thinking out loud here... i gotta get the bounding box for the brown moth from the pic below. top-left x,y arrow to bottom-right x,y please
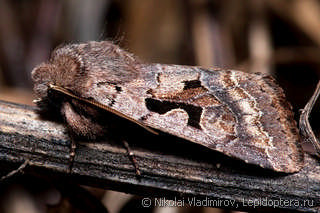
31,41 -> 304,173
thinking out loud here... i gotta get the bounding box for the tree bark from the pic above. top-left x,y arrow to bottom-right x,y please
0,100 -> 319,212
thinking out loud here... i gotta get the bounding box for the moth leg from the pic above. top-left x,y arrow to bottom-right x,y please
61,102 -> 89,173
122,140 -> 141,176
62,101 -> 104,173
61,101 -> 103,139
61,102 -> 78,173
67,137 -> 77,173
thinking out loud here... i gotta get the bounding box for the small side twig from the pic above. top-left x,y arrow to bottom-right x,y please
299,80 -> 320,154
0,160 -> 30,181
122,140 -> 141,176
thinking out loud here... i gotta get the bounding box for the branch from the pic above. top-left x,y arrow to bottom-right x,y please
300,80 -> 320,154
0,99 -> 319,212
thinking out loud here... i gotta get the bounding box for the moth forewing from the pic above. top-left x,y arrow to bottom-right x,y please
134,64 -> 304,173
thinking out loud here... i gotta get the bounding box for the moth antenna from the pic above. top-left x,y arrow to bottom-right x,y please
48,84 -> 158,135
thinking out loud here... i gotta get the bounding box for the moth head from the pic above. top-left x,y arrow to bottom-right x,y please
31,56 -> 81,110
32,63 -> 53,100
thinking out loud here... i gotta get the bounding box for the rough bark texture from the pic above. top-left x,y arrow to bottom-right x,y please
0,100 -> 319,212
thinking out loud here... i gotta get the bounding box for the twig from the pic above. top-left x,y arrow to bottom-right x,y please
122,140 -> 141,176
0,99 -> 320,212
0,160 -> 30,181
299,80 -> 320,154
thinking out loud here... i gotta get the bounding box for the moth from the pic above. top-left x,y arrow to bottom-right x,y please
32,41 -> 304,173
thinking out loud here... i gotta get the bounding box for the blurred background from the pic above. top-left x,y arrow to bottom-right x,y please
0,0 -> 319,212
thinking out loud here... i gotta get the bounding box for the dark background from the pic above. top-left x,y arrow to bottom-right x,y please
0,0 -> 319,213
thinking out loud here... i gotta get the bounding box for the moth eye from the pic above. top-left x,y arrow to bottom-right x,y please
35,84 -> 48,96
